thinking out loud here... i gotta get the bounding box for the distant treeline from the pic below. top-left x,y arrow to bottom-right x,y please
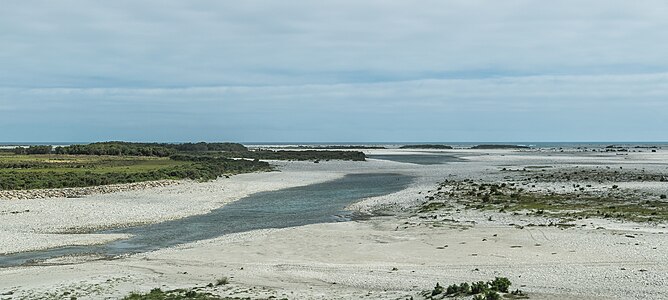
10,142 -> 366,161
400,144 -> 453,149
14,142 -> 248,157
224,150 -> 366,161
12,145 -> 53,154
470,145 -> 530,149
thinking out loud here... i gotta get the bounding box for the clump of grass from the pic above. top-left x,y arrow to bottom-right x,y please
419,202 -> 447,213
215,277 -> 229,286
431,282 -> 444,296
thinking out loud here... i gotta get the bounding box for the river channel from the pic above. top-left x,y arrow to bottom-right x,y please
0,173 -> 413,267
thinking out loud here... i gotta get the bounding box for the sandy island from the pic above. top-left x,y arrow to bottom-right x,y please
1,148 -> 667,299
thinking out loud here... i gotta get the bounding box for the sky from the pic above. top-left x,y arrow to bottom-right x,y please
1,1 -> 667,143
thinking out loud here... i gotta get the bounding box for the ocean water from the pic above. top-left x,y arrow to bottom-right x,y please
243,141 -> 668,149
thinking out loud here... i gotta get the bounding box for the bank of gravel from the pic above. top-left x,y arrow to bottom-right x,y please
0,180 -> 182,200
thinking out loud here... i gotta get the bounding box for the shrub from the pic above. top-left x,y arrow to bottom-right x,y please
458,282 -> 471,295
485,290 -> 501,300
431,282 -> 444,296
446,284 -> 458,295
216,276 -> 229,286
430,277 -> 517,299
471,281 -> 489,294
489,277 -> 512,293
482,194 -> 491,202
660,194 -> 667,199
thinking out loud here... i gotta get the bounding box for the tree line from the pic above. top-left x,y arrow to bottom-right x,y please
12,142 -> 366,161
14,142 -> 248,157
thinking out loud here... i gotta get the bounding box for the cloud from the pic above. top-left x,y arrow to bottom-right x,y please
1,73 -> 667,141
1,1 -> 667,141
2,1 -> 668,88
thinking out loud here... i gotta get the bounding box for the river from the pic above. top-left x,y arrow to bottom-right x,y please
0,173 -> 413,267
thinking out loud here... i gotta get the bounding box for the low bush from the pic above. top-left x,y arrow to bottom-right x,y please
489,277 -> 512,293
215,277 -> 228,286
429,277 -> 520,299
471,281 -> 489,294
431,283 -> 444,296
485,290 -> 501,300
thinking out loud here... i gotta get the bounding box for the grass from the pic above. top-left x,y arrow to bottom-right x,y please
418,202 -> 447,213
0,153 -> 271,190
123,288 -> 227,300
122,288 -> 285,300
215,277 -> 229,286
0,154 -> 188,174
425,180 -> 668,223
486,193 -> 668,223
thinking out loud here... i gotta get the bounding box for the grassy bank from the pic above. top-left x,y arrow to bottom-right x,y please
0,153 -> 270,190
1,142 -> 367,191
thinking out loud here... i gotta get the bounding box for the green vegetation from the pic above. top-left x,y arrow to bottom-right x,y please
122,288 -> 282,300
516,167 -> 668,183
418,202 -> 447,213
400,144 -> 453,149
123,288 -> 216,300
426,277 -> 523,299
215,277 -> 229,286
49,142 -> 247,157
13,145 -> 53,154
13,142 -> 248,157
1,142 -> 367,190
429,179 -> 668,223
471,145 -> 530,149
0,153 -> 270,190
13,142 -> 364,161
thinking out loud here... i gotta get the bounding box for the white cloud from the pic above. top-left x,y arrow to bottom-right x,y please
1,73 -> 667,141
2,1 -> 668,88
1,1 -> 667,141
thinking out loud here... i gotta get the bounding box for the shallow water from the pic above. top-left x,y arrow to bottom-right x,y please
0,173 -> 413,267
369,154 -> 464,165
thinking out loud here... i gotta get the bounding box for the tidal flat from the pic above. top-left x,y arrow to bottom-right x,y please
1,146 -> 667,299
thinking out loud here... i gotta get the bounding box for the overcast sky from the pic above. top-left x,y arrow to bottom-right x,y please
1,1 -> 667,142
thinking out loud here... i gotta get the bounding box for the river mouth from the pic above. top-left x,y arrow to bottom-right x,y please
0,173 -> 414,268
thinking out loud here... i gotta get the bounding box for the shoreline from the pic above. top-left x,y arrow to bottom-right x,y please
0,179 -> 183,201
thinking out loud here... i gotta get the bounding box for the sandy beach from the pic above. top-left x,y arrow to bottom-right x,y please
1,148 -> 667,299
